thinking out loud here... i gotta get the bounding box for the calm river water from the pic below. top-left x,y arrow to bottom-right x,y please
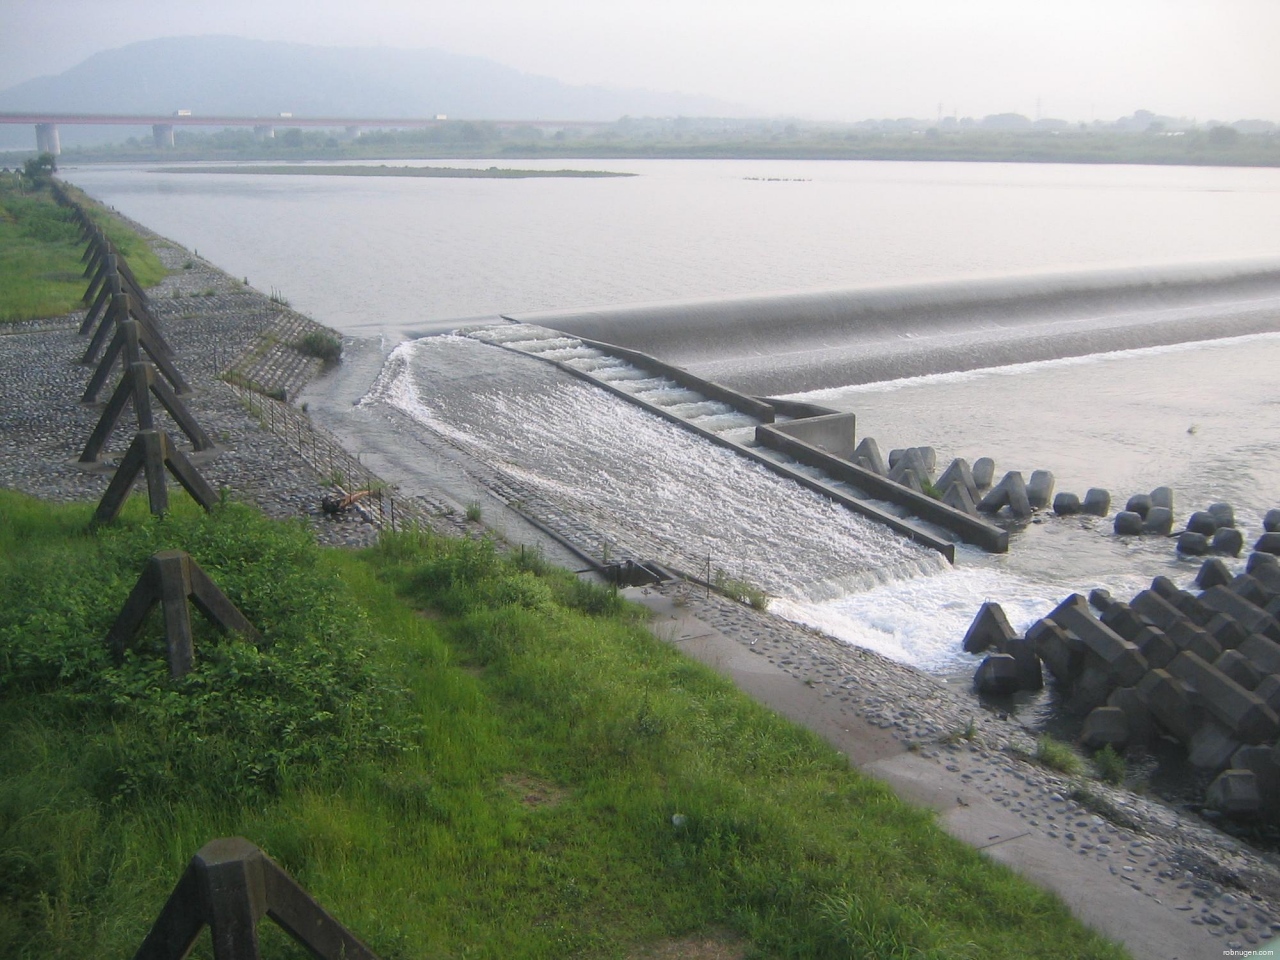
64,159 -> 1280,674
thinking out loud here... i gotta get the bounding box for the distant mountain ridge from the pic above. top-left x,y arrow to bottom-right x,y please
0,35 -> 744,122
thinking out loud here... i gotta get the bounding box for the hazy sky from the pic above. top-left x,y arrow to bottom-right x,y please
2,0 -> 1277,122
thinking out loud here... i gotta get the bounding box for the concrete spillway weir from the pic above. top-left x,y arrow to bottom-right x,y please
462,322 -> 1013,560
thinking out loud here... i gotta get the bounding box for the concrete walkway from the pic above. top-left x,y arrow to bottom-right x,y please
632,589 -> 1273,960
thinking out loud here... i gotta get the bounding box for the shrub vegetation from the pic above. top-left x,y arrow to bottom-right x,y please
297,329 -> 343,363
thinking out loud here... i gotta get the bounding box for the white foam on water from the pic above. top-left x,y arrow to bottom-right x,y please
643,388 -> 709,407
686,413 -> 760,435
664,400 -> 735,419
566,356 -> 627,373
771,567 -> 1061,673
593,367 -> 653,382
365,335 -> 947,603
536,345 -> 604,362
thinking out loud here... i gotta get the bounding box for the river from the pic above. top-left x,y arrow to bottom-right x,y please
63,158 -> 1280,675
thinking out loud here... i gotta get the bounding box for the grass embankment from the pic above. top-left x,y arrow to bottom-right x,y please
0,173 -> 166,323
0,490 -> 1127,959
153,165 -> 634,179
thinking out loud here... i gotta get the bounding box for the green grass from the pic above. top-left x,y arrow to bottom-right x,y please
1093,745 -> 1127,786
0,490 -> 1128,959
1035,735 -> 1086,777
712,568 -> 770,611
0,173 -> 166,323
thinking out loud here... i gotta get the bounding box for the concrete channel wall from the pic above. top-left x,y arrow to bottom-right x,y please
762,412 -> 859,461
755,423 -> 1009,553
755,397 -> 840,420
573,336 -> 777,421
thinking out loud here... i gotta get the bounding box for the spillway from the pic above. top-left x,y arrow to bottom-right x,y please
361,334 -> 948,604
507,260 -> 1280,394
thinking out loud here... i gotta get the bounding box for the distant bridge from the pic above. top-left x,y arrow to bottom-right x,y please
0,112 -> 613,154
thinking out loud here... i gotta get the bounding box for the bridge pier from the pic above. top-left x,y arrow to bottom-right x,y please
152,124 -> 175,148
253,125 -> 275,141
344,125 -> 360,139
35,123 -> 61,156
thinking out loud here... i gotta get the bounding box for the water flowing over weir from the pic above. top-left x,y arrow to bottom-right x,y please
362,335 -> 948,608
508,261 -> 1280,394
348,303 -> 1280,672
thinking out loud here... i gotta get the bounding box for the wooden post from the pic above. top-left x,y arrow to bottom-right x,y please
93,430 -> 219,523
81,359 -> 213,463
83,289 -> 174,367
132,837 -> 381,960
83,319 -> 191,403
105,550 -> 260,678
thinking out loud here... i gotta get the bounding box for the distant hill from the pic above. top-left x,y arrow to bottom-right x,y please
0,35 -> 746,148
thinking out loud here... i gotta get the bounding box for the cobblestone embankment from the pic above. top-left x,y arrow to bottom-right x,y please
0,215 -> 461,544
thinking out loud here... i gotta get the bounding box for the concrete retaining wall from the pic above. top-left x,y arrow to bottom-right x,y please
763,412 -> 859,460
755,396 -> 840,419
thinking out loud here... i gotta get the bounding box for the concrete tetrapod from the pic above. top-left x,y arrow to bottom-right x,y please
1231,745 -> 1280,815
1113,511 -> 1144,535
936,458 -> 979,504
1132,626 -> 1177,670
1052,491 -> 1081,515
1196,558 -> 1234,590
978,471 -> 1032,519
971,456 -> 995,490
1215,649 -> 1264,691
1165,650 -> 1280,744
1081,705 -> 1130,750
941,482 -> 979,516
1107,687 -> 1157,746
852,436 -> 888,476
1026,469 -> 1055,510
1150,486 -> 1175,510
1199,585 -> 1280,642
962,601 -> 1017,654
1029,618 -> 1084,688
1142,506 -> 1173,535
1048,594 -> 1149,688
1135,668 -> 1204,744
1206,501 -> 1233,527
1206,769 -> 1262,816
1081,488 -> 1111,516
974,653 -> 1021,696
